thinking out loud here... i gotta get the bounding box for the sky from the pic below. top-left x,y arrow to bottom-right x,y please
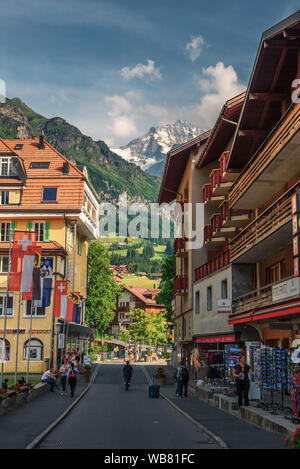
0,0 -> 299,147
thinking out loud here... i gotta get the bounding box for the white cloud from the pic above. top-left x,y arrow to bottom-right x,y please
121,59 -> 162,81
186,35 -> 205,62
190,62 -> 245,127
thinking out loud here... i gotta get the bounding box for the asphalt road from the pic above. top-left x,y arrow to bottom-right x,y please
37,362 -> 219,449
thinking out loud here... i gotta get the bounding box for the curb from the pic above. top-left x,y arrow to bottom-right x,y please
25,364 -> 100,449
141,366 -> 228,450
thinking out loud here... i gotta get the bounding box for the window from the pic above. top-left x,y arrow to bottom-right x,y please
0,295 -> 13,316
0,191 -> 9,205
0,256 -> 9,273
29,162 -> 50,169
14,144 -> 23,150
42,187 -> 57,202
23,339 -> 44,360
1,158 -> 8,176
25,300 -> 46,317
266,261 -> 285,284
207,286 -> 212,311
221,279 -> 228,299
60,257 -> 65,276
0,222 -> 10,242
195,291 -> 200,314
34,222 -> 44,242
0,338 -> 10,361
77,235 -> 82,256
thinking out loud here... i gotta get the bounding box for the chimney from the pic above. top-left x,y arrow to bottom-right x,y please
62,161 -> 70,174
39,132 -> 45,149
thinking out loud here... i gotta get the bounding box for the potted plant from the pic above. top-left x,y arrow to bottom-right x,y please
155,367 -> 167,385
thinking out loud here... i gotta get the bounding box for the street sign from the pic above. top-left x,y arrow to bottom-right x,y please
58,333 -> 64,349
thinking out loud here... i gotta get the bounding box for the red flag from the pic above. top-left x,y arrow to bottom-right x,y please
53,280 -> 68,318
66,292 -> 80,322
8,231 -> 37,292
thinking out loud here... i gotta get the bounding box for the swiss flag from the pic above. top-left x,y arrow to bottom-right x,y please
8,231 -> 37,293
53,280 -> 68,318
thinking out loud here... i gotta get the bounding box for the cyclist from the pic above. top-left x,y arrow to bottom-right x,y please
123,360 -> 133,390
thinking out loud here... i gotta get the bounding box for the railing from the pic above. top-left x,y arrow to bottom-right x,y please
172,275 -> 188,296
230,191 -> 293,261
118,304 -> 130,312
211,213 -> 222,235
211,169 -> 230,192
219,151 -> 230,175
233,284 -> 273,315
229,102 -> 300,208
204,225 -> 213,243
174,237 -> 186,255
195,250 -> 230,281
203,184 -> 212,204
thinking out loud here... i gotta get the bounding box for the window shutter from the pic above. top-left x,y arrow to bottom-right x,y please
11,221 -> 17,232
27,221 -> 33,231
44,222 -> 51,242
78,236 -> 82,255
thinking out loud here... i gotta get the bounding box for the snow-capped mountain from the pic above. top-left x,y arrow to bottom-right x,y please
112,120 -> 205,177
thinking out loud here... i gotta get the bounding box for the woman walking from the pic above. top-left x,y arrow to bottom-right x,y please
233,354 -> 254,407
67,363 -> 78,397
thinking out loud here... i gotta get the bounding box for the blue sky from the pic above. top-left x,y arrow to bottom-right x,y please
0,0 -> 298,147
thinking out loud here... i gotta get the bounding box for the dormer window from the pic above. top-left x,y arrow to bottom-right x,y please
0,158 -> 16,176
42,187 -> 57,202
30,162 -> 50,169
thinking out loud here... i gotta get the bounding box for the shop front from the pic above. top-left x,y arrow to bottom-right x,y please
55,321 -> 93,367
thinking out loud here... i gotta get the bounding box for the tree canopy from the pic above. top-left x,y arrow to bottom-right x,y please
156,256 -> 176,324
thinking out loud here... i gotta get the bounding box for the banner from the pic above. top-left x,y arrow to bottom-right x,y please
67,292 -> 80,322
22,248 -> 42,301
8,231 -> 37,292
33,257 -> 53,307
53,280 -> 68,319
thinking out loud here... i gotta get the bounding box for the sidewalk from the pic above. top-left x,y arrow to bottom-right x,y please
146,364 -> 291,449
0,372 -> 91,449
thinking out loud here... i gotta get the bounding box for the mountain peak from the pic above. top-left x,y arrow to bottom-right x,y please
113,121 -> 205,177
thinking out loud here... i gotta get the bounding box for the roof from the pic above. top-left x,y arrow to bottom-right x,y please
158,130 -> 211,204
124,285 -> 165,307
0,138 -> 100,211
227,10 -> 300,170
196,92 -> 246,168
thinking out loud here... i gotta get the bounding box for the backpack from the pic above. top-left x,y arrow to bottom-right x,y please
181,366 -> 189,383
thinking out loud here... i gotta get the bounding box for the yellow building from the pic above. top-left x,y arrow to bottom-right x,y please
0,135 -> 99,374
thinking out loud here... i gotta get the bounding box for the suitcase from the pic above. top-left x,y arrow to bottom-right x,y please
149,384 -> 160,398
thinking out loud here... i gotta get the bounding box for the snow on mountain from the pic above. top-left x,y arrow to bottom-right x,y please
112,120 -> 205,177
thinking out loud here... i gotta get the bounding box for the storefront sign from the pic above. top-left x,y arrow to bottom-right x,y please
195,334 -> 235,344
0,329 -> 25,334
272,277 -> 300,301
292,214 -> 300,235
293,235 -> 300,257
292,194 -> 300,215
217,299 -> 232,313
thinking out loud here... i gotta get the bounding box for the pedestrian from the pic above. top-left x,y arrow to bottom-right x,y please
75,348 -> 81,364
60,359 -> 71,396
1,378 -> 8,390
176,361 -> 189,397
67,352 -> 73,364
41,368 -> 57,392
67,363 -> 78,397
232,354 -> 254,407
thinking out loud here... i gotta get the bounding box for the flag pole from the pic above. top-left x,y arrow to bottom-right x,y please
49,275 -> 56,369
1,227 -> 13,385
14,293 -> 22,385
26,305 -> 34,382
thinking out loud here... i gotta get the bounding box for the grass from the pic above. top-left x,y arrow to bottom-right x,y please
120,275 -> 160,289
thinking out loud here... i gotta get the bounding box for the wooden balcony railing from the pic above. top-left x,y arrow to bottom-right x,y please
219,151 -> 230,175
210,168 -> 232,194
232,284 -> 273,315
204,225 -> 213,243
211,213 -> 222,235
229,102 -> 300,209
174,237 -> 187,256
230,190 -> 293,262
203,184 -> 212,204
202,182 -> 225,206
172,275 -> 188,297
220,200 -> 252,226
195,250 -> 230,281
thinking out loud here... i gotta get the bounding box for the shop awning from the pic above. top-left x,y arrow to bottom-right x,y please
66,323 -> 93,337
229,301 -> 300,325
195,334 -> 235,344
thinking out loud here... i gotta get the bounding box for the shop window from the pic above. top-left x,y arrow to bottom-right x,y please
207,286 -> 212,311
0,294 -> 13,315
25,300 -> 46,317
195,291 -> 200,314
23,339 -> 44,360
221,279 -> 228,299
0,338 -> 10,361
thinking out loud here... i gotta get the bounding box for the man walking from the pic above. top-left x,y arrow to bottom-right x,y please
176,361 -> 189,397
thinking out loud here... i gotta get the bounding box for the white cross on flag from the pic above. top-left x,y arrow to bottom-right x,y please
8,231 -> 37,293
53,280 -> 68,319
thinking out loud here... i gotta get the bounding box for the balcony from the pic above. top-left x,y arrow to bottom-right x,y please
233,284 -> 272,315
174,237 -> 187,257
219,151 -> 240,181
220,200 -> 252,228
210,168 -> 233,196
211,213 -> 236,239
173,275 -> 188,296
202,183 -> 225,208
195,250 -> 230,281
228,102 -> 300,210
204,224 -> 226,248
118,304 -> 130,312
230,190 -> 293,263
